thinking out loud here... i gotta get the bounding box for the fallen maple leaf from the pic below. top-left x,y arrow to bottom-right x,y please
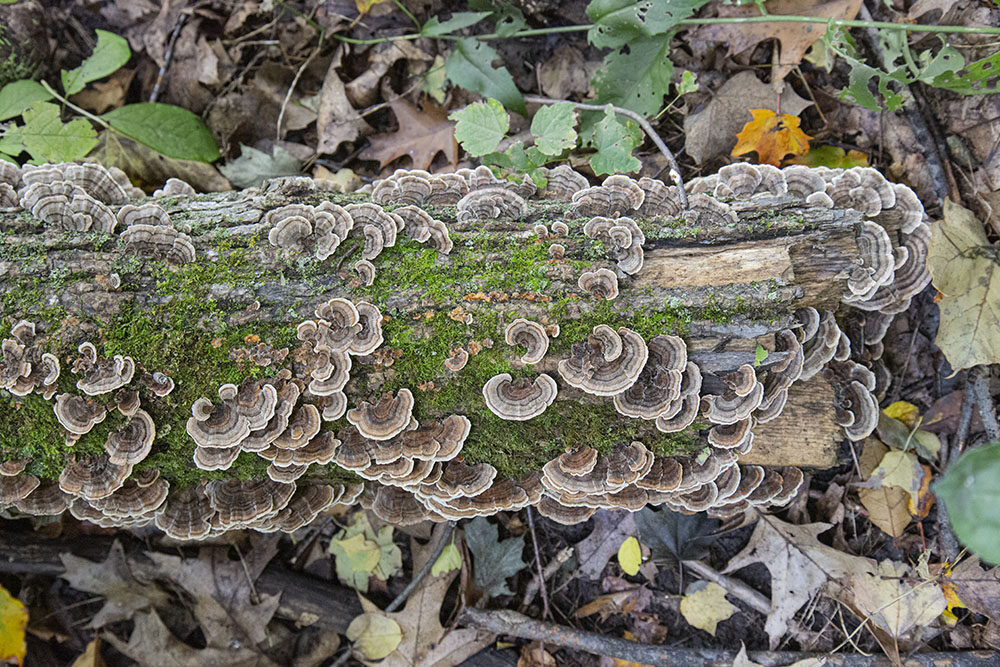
360,98 -> 458,170
698,0 -> 864,84
732,109 -> 812,166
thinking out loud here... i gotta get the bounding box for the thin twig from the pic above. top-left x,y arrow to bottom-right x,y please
970,367 -> 999,441
150,12 -> 187,103
39,81 -> 109,128
277,31 -> 325,141
682,559 -> 770,615
525,507 -> 551,621
386,520 -> 457,613
523,95 -> 688,206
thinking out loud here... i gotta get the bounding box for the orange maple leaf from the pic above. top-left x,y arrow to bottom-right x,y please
731,109 -> 812,166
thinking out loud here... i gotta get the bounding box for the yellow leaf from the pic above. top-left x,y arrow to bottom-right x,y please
355,0 -> 391,14
346,612 -> 403,660
431,541 -> 462,576
679,581 -> 737,636
885,401 -> 920,429
731,109 -> 812,166
0,584 -> 27,666
618,536 -> 641,576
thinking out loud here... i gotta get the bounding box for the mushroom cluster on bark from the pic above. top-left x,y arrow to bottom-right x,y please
0,160 -> 932,535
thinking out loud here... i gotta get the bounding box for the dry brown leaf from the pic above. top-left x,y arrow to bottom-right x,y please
539,45 -> 599,100
683,71 -> 811,164
856,439 -> 911,538
317,58 -> 371,154
345,41 -> 430,108
71,68 -> 135,114
359,98 -> 457,170
698,0 -> 863,84
950,557 -> 1000,622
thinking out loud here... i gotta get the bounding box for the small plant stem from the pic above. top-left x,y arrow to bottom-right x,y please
392,0 -> 421,30
524,95 -> 688,206
277,31 -> 325,141
385,520 -> 457,612
39,81 -> 110,129
150,12 -> 186,103
525,507 -> 551,620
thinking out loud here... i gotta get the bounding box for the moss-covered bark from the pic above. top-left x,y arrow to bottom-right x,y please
0,186 -> 862,485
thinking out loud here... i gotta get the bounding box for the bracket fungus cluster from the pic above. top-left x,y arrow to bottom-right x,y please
0,159 -> 934,536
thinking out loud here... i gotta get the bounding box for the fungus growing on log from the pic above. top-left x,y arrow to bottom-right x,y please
58,454 -> 132,501
483,373 -> 558,421
0,160 -> 932,534
578,268 -> 619,300
504,318 -> 549,364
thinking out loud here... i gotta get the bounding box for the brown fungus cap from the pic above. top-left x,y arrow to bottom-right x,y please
259,431 -> 340,467
117,202 -> 172,227
0,474 -> 40,504
539,165 -> 589,200
353,259 -> 376,286
267,463 -> 308,483
578,268 -> 619,300
558,327 -> 648,396
186,394 -> 251,449
265,484 -> 337,532
120,224 -> 196,265
636,456 -> 683,492
54,393 -> 108,435
267,215 -> 312,251
0,457 -> 29,476
59,454 -> 132,501
482,373 -> 557,421
346,202 -> 398,247
613,334 -> 687,419
505,318 -> 549,365
241,381 -> 299,452
426,477 -> 531,518
421,461 -> 497,500
22,162 -> 134,204
347,388 -> 416,441
20,182 -> 118,233
193,444 -> 241,471
76,354 -> 135,396
116,389 -> 141,417
89,477 -> 170,519
769,467 -> 805,506
445,347 -> 469,372
207,478 -> 296,529
13,483 -> 73,515
835,380 -> 879,441
149,371 -> 174,397
854,223 -> 931,313
154,483 -> 214,540
273,403 -> 322,450
456,187 -> 528,222
347,302 -> 384,356
781,165 -> 828,198
535,496 -> 597,525
701,382 -> 764,425
153,177 -> 196,197
394,205 -> 435,242
637,177 -> 684,218
716,163 -> 762,198
105,408 -> 156,465
707,417 -> 754,450
570,175 -> 644,218
371,484 -> 434,525
682,193 -> 738,227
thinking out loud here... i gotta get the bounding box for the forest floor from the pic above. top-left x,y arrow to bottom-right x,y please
1,0 -> 1000,665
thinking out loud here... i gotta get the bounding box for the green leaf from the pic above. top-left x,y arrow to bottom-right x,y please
593,35 -> 674,117
421,11 -> 492,37
219,144 -> 301,189
590,106 -> 641,175
102,103 -> 220,162
469,0 -> 527,36
464,516 -> 526,599
346,613 -> 403,660
422,55 -> 448,104
930,49 -> 1000,96
0,80 -> 53,122
372,524 -> 404,581
530,102 -> 577,156
677,70 -> 699,95
328,532 -> 381,592
61,30 -> 131,96
445,38 -> 526,116
586,0 -> 707,49
431,540 -> 462,576
1,102 -> 98,163
450,98 -> 509,157
935,441 -> 1000,565
754,344 -> 768,367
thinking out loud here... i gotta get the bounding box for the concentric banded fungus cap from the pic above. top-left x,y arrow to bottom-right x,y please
834,380 -> 879,441
153,177 -> 196,197
558,327 -> 648,396
308,350 -> 352,396
854,223 -> 931,313
746,468 -> 784,505
769,467 -> 805,506
885,183 -> 924,234
707,417 -> 754,450
116,389 -> 141,417
348,388 -> 415,440
800,310 -> 842,380
613,335 -> 687,419
186,395 -> 251,449
230,381 -> 279,430
207,478 -> 296,528
0,458 -> 29,476
844,221 -> 895,301
267,215 -> 312,251
273,403 -> 322,449
13,483 -> 73,515
21,162 -> 133,204
570,175 -> 645,218
19,182 -> 117,233
538,165 -> 589,200
154,483 -> 214,540
261,431 -> 340,467
346,203 -> 398,247
551,221 -> 569,236
59,454 -> 132,501
536,496 -> 597,525
120,224 -> 196,265
505,318 -> 549,365
394,205 -> 435,242
149,372 -> 174,397
701,381 -> 764,425
636,456 -> 683,492
554,445 -> 600,477
445,347 -> 469,372
353,260 -> 376,286
426,477 -> 531,518
370,485 -> 433,525
578,268 -> 619,300
427,173 -> 470,205
637,177 -> 684,217
422,461 -> 497,500
76,354 -> 135,396
590,325 -> 623,361
105,409 -> 156,465
90,477 -> 170,518
267,463 -> 308,483
193,444 -> 241,471
482,373 -> 557,421
305,298 -> 361,352
682,193 -> 738,227
456,187 -> 528,222
655,393 -> 699,432
54,393 -> 108,435
717,163 -> 763,198
0,474 -> 40,504
781,165 -> 828,198
347,302 -> 384,356
265,484 -> 337,532
117,202 -> 172,227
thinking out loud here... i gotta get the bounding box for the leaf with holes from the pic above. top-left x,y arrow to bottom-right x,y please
586,0 -> 708,49
530,102 -> 577,155
590,106 -> 641,175
731,109 -> 811,166
592,35 -> 674,117
446,38 -> 525,116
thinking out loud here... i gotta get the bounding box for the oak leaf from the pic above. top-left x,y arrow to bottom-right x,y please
732,109 -> 811,166
360,98 -> 458,170
698,0 -> 863,84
